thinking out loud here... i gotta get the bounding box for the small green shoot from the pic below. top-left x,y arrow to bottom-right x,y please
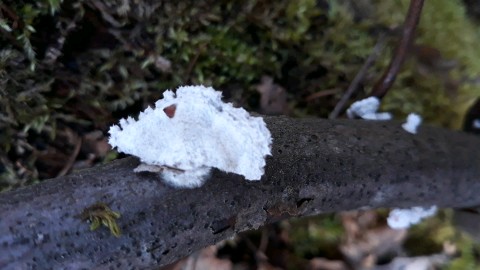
79,202 -> 122,237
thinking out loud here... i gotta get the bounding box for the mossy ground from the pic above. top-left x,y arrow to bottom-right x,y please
1,0 -> 479,268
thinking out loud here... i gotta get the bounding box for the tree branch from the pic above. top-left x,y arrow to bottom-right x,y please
370,0 -> 425,99
1,116 -> 480,269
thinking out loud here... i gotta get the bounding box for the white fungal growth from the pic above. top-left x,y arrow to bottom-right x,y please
387,206 -> 437,230
346,97 -> 392,120
473,119 -> 480,129
108,85 -> 272,188
402,113 -> 422,134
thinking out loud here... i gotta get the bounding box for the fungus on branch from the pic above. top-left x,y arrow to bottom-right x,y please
346,97 -> 392,120
108,85 -> 272,188
387,206 -> 437,229
402,113 -> 422,134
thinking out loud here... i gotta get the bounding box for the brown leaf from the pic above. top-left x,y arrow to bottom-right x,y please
255,76 -> 288,115
82,130 -> 111,158
340,226 -> 407,268
309,258 -> 348,270
339,211 -> 407,268
36,127 -> 81,178
341,211 -> 379,244
168,245 -> 232,270
155,55 -> 172,73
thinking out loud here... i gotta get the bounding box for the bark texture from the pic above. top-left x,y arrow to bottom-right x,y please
1,117 -> 479,269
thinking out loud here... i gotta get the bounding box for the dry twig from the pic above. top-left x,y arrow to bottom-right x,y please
329,36 -> 386,119
370,0 -> 425,99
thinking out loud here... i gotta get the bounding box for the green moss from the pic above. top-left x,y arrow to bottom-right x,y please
405,209 -> 480,269
78,202 -> 122,238
374,0 -> 480,129
447,237 -> 479,270
1,0 -> 479,186
288,214 -> 344,259
2,1 -> 480,266
0,0 -> 381,188
404,210 -> 452,256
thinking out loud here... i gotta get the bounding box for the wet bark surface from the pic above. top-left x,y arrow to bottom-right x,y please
1,117 -> 479,269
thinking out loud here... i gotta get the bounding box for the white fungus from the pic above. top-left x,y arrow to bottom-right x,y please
387,206 -> 437,230
108,85 -> 272,188
346,96 -> 392,120
473,119 -> 480,129
402,113 -> 422,134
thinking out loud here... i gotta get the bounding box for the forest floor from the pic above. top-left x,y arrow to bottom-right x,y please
1,0 -> 480,269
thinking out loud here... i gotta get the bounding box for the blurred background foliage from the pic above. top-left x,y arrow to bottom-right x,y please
1,0 -> 480,268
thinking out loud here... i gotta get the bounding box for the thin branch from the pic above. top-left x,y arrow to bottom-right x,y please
370,0 -> 425,99
1,117 -> 480,269
185,45 -> 205,84
57,136 -> 82,177
329,36 -> 386,119
306,88 -> 341,102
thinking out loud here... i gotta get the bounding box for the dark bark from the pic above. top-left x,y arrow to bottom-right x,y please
1,117 -> 480,270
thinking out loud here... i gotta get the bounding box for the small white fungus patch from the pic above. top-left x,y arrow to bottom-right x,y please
387,206 -> 437,230
108,85 -> 272,188
346,97 -> 392,120
473,119 -> 480,129
402,113 -> 422,134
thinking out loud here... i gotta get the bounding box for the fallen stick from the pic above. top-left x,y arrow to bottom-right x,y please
1,116 -> 479,269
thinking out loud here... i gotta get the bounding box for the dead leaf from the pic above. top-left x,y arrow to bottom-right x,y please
82,130 -> 111,158
411,44 -> 459,97
340,226 -> 407,268
413,45 -> 457,73
36,127 -> 81,178
255,76 -> 288,115
257,261 -> 284,270
340,211 -> 407,268
155,55 -> 172,73
309,258 -> 348,270
168,245 -> 232,270
341,211 -> 380,244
